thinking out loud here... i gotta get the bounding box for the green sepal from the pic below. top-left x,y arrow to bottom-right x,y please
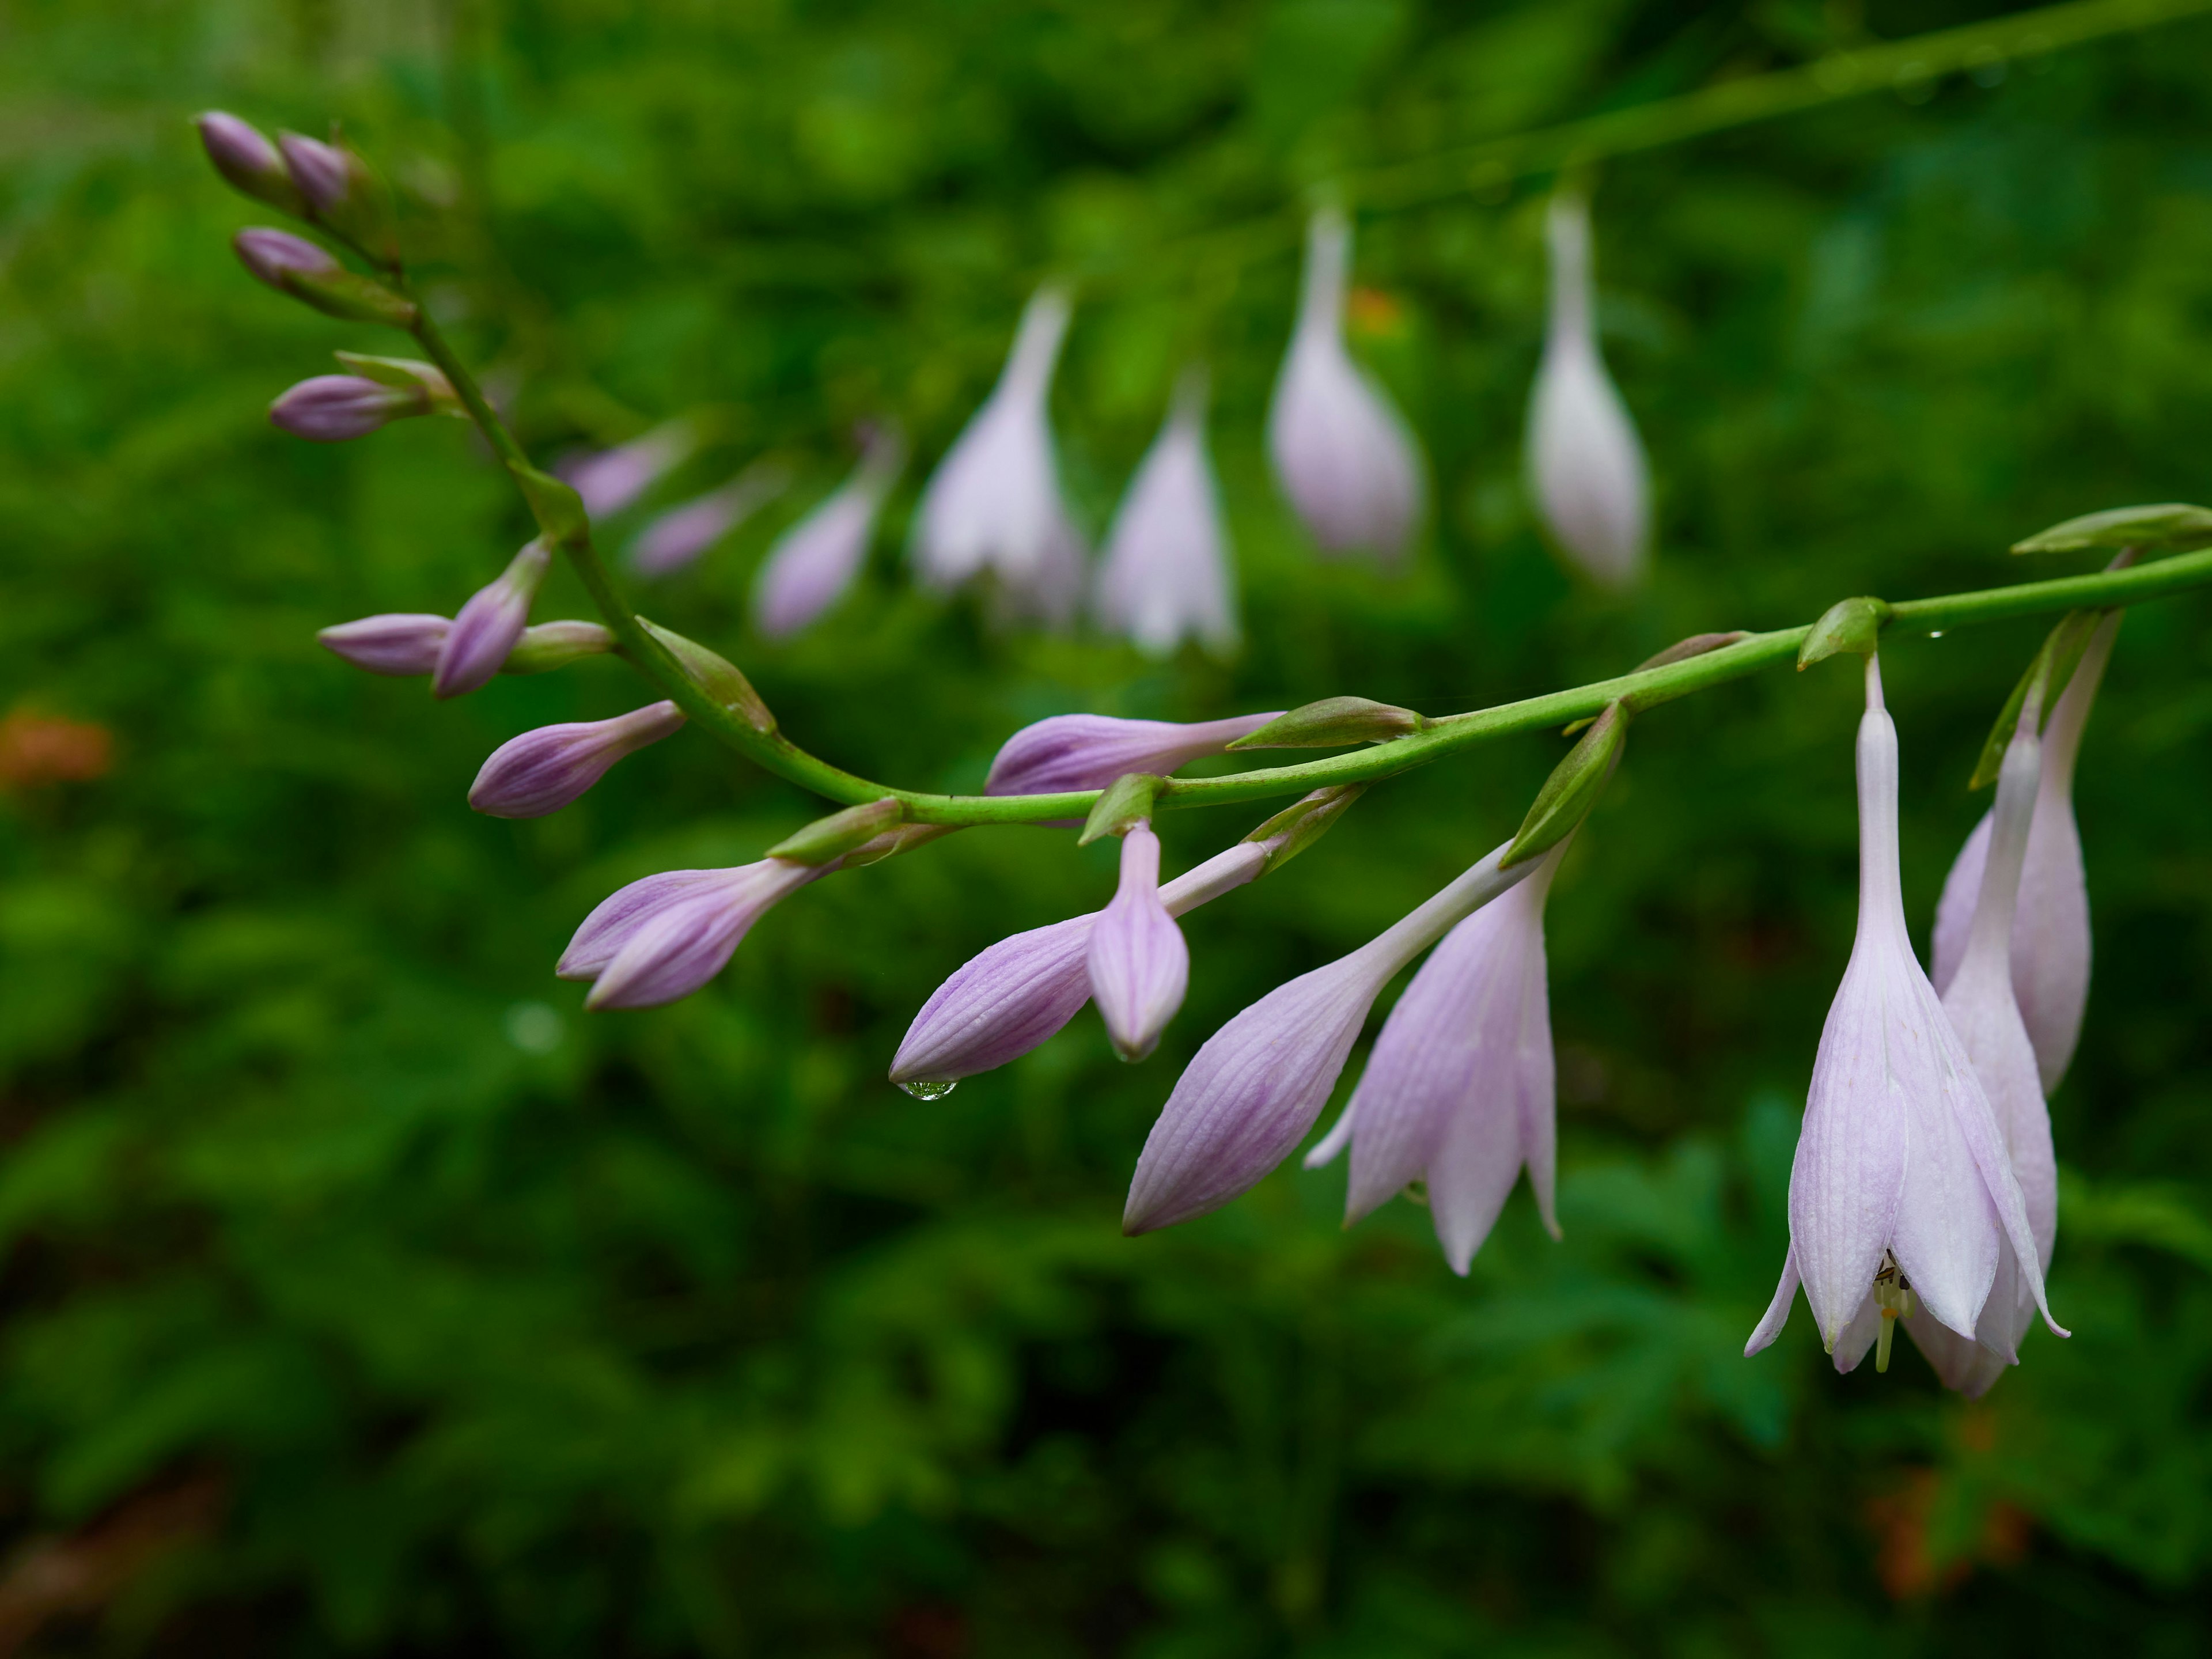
637,618 -> 777,734
1966,609 -> 2101,790
314,145 -> 402,263
2012,503 -> 2212,555
842,823 -> 959,870
1797,596 -> 1892,671
335,352 -> 460,412
276,266 -> 416,328
501,620 -> 617,676
1226,696 -> 1427,750
1078,774 -> 1164,846
767,798 -> 904,865
1244,785 -> 1365,876
512,466 -> 591,548
1503,702 -> 1625,869
1634,631 -> 1747,674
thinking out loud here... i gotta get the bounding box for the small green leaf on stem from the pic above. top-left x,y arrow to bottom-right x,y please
334,352 -> 460,412
768,797 -> 905,865
1966,609 -> 2101,789
1634,631 -> 1748,673
1226,696 -> 1427,750
1079,774 -> 1164,846
637,618 -> 777,734
1244,785 -> 1365,876
512,467 -> 591,548
1797,596 -> 1892,671
1504,702 -> 1625,868
842,823 -> 959,870
2012,503 -> 2212,555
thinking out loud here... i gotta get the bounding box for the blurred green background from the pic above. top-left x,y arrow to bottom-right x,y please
6,0 -> 2212,1652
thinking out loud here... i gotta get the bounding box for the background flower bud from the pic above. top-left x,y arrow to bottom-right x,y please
195,112 -> 305,215
269,375 -> 429,443
278,131 -> 398,258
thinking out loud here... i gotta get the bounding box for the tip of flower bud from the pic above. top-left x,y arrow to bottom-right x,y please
196,112 -> 306,215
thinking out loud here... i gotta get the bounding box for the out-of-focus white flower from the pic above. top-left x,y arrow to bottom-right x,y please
1267,208 -> 1424,564
1526,194 -> 1650,589
752,424 -> 904,639
1096,372 -> 1237,657
913,285 -> 1087,626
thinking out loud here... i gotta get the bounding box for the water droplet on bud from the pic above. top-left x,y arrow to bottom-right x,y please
897,1078 -> 957,1100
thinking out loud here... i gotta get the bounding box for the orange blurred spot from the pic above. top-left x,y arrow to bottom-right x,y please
1866,1466 -> 2036,1600
0,709 -> 113,790
1346,286 -> 1406,339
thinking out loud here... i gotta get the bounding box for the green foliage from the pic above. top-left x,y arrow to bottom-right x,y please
4,0 -> 2212,1652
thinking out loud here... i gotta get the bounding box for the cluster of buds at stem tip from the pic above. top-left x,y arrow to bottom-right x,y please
197,112 -> 397,260
319,616 -> 614,679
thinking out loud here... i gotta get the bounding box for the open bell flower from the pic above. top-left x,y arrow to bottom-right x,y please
1304,841 -> 1567,1272
1526,193 -> 1651,589
559,859 -> 827,1010
1123,840 -> 1539,1236
270,373 -> 430,442
1933,613 -> 2119,1093
468,700 -> 685,819
912,285 -> 1088,626
318,613 -> 450,676
631,460 -> 791,578
434,539 -> 553,699
986,711 -> 1278,798
753,425 -> 904,639
1746,657 -> 2066,1373
1266,207 -> 1425,563
1088,823 -> 1190,1062
563,421 -> 697,520
1095,372 -> 1238,657
1909,710 -> 2059,1397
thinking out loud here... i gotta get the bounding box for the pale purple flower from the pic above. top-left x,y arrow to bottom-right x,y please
1123,840 -> 1539,1236
195,112 -> 303,213
1267,208 -> 1425,563
270,374 -> 429,442
233,228 -> 340,290
1304,843 -> 1567,1272
1527,194 -> 1650,589
434,540 -> 553,700
1088,823 -> 1190,1062
1095,371 -> 1237,657
890,840 -> 1268,1089
1747,657 -> 2064,1370
752,426 -> 904,639
912,285 -> 1088,626
468,700 -> 685,819
631,460 -> 791,578
1932,613 -> 2118,1093
318,613 -> 449,675
985,711 -> 1279,799
276,132 -> 351,217
1909,713 -> 2058,1396
563,422 -> 698,520
559,859 -> 827,1010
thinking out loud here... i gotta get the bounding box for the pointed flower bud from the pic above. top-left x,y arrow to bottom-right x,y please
1096,370 -> 1238,657
986,711 -> 1279,798
637,619 -> 776,734
631,460 -> 791,578
1796,595 -> 1893,671
767,797 -> 904,865
1934,612 -> 2119,1092
270,374 -> 430,442
231,228 -> 414,326
1123,842 -> 1541,1236
195,112 -> 305,214
913,285 -> 1088,626
2011,501 -> 2212,555
1078,773 -> 1164,847
753,425 -> 903,639
562,421 -> 699,520
1503,701 -> 1624,867
277,131 -> 397,259
560,859 -> 828,1010
1747,657 -> 2065,1370
317,613 -> 449,676
1267,209 -> 1425,563
501,620 -> 618,676
233,227 -> 340,288
433,540 -> 553,699
1527,193 -> 1651,588
1306,840 -> 1569,1272
1088,823 -> 1190,1063
1243,785 -> 1365,874
468,700 -> 685,819
1230,696 -> 1426,751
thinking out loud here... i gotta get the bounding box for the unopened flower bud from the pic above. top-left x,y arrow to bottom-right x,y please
195,112 -> 305,214
234,228 -> 340,289
637,618 -> 776,734
766,798 -> 905,865
986,711 -> 1278,799
1228,696 -> 1425,751
231,229 -> 414,327
270,374 -> 430,442
468,701 -> 686,819
1503,700 -> 1625,867
278,131 -> 397,259
1088,821 -> 1189,1062
562,860 -> 828,1010
317,613 -> 449,676
434,540 -> 554,699
501,620 -> 618,676
2011,501 -> 2212,555
332,352 -> 460,412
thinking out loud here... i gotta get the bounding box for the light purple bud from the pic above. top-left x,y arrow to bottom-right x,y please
317,613 -> 450,676
753,429 -> 902,639
433,540 -> 553,699
562,423 -> 698,519
984,711 -> 1281,799
630,461 -> 789,577
196,113 -> 303,212
1095,371 -> 1237,658
468,700 -> 685,819
564,860 -> 827,1010
1087,824 -> 1188,1062
270,374 -> 428,442
277,132 -> 351,216
233,228 -> 340,290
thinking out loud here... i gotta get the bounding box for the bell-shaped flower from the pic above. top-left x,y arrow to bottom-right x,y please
468,700 -> 685,819
891,840 -> 1268,1090
433,539 -> 552,700
986,711 -> 1279,799
1908,712 -> 2059,1396
1266,207 -> 1424,563
1123,841 -> 1539,1236
1933,613 -> 2119,1093
1526,194 -> 1651,589
1095,372 -> 1238,657
559,859 -> 827,1010
1087,823 -> 1190,1062
912,285 -> 1088,626
563,421 -> 698,520
319,613 -> 450,676
631,460 -> 791,578
1304,842 -> 1566,1272
1747,658 -> 2065,1372
752,425 -> 904,639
